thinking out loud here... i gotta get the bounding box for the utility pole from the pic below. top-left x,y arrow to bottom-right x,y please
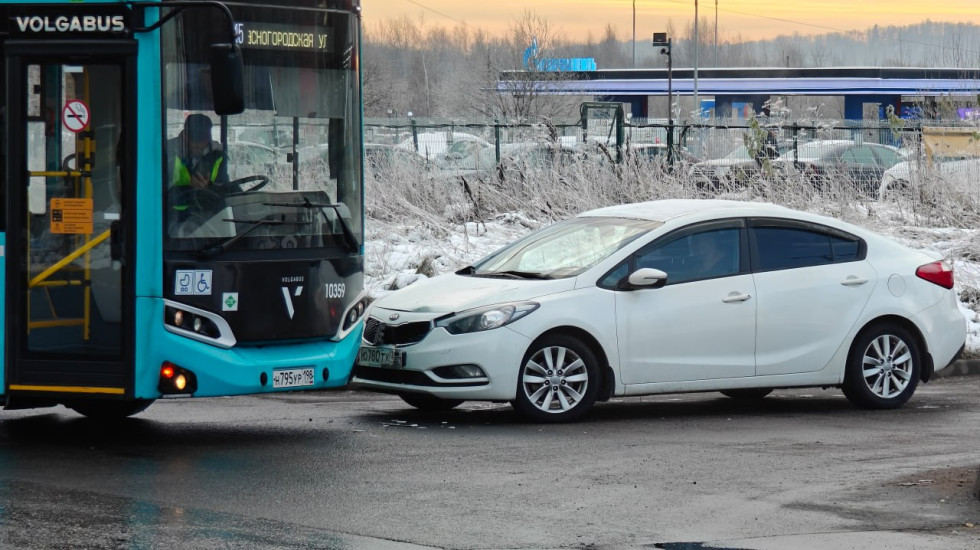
653,32 -> 673,168
694,0 -> 699,118
714,0 -> 718,67
632,0 -> 636,68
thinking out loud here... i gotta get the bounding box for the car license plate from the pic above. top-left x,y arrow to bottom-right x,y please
272,367 -> 315,389
358,346 -> 402,368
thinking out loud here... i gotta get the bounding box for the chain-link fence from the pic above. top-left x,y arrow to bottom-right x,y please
364,115 -> 980,228
365,116 -> 955,163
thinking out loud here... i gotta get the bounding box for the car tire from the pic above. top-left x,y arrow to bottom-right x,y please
67,399 -> 155,420
842,323 -> 921,409
399,393 -> 464,411
720,388 -> 773,400
512,334 -> 600,423
880,179 -> 912,202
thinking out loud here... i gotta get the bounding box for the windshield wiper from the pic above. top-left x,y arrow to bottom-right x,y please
476,270 -> 553,280
195,218 -> 289,259
456,265 -> 476,276
264,199 -> 359,253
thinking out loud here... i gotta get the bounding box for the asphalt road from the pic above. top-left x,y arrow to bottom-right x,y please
0,376 -> 978,550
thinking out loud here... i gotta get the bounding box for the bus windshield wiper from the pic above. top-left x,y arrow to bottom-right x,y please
477,270 -> 553,280
264,199 -> 359,253
195,217 -> 288,259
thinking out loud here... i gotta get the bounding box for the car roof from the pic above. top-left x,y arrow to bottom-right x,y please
578,199 -> 794,223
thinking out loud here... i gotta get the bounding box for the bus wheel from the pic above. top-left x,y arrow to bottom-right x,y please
67,399 -> 155,420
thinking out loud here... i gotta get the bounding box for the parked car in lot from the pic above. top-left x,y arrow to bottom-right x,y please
689,142 -> 792,188
364,143 -> 429,178
353,200 -> 965,422
878,157 -> 980,202
625,143 -> 700,168
440,142 -> 581,179
775,140 -> 906,195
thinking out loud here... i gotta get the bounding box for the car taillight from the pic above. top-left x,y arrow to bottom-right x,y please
916,260 -> 954,289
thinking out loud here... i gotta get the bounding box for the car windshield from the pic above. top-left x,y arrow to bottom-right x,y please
470,217 -> 660,279
794,142 -> 845,161
724,145 -> 752,160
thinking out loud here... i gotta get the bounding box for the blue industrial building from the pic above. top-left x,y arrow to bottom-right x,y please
497,67 -> 980,121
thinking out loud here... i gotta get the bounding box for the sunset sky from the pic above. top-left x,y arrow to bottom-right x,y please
365,0 -> 980,42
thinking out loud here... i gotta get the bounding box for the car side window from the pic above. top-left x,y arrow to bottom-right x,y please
634,227 -> 741,285
874,147 -> 901,167
752,223 -> 863,271
842,146 -> 878,167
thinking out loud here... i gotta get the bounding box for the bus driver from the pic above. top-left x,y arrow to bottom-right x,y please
167,113 -> 229,216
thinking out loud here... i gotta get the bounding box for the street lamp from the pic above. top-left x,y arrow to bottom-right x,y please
653,32 -> 674,168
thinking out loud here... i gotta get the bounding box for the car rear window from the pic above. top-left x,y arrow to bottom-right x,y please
751,221 -> 863,271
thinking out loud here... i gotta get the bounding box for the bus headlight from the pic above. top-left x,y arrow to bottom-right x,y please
342,298 -> 370,330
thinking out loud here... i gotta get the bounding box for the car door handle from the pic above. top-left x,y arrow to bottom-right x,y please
722,292 -> 752,303
841,277 -> 869,286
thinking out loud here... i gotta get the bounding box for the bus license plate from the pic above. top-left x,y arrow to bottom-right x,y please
358,347 -> 401,368
272,367 -> 315,389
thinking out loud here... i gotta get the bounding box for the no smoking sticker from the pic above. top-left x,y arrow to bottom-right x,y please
62,99 -> 90,133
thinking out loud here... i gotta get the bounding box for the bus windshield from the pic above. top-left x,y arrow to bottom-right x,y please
162,3 -> 362,255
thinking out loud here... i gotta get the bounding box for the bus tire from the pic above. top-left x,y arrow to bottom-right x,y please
67,399 -> 155,420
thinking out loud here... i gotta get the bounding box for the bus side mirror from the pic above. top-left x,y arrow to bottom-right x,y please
210,43 -> 245,115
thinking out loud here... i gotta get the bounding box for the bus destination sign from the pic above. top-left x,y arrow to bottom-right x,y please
235,22 -> 332,52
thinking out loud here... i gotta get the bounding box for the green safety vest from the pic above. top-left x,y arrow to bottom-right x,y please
172,155 -> 224,210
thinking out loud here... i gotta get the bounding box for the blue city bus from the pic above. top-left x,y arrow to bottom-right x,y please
1,0 -> 367,418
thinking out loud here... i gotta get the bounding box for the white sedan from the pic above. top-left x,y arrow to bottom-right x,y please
353,200 -> 965,422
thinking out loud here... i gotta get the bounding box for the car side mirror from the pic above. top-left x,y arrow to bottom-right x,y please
620,268 -> 667,290
210,43 -> 245,115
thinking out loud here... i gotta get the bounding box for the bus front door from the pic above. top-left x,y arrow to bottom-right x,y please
4,44 -> 136,403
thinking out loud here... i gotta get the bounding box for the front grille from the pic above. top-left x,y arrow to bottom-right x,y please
363,317 -> 432,346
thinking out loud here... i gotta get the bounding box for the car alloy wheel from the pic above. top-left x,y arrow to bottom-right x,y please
513,335 -> 600,423
843,323 -> 920,409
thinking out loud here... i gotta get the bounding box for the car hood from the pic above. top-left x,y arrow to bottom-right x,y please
695,157 -> 754,168
373,273 -> 576,314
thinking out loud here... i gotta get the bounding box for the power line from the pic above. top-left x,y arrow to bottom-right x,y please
656,0 -> 980,57
403,0 -> 467,25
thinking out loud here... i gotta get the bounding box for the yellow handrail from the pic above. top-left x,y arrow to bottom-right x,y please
28,170 -> 87,178
28,229 -> 110,288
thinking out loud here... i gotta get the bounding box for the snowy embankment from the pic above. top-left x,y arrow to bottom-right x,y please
364,161 -> 980,356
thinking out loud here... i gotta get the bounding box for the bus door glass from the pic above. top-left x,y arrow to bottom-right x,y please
7,55 -> 130,387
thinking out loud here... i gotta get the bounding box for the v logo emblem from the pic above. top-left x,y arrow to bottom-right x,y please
281,286 -> 304,319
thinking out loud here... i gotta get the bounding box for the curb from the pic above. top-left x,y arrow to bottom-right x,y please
936,359 -> 980,378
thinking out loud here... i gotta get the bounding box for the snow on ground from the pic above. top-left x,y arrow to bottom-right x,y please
364,201 -> 980,357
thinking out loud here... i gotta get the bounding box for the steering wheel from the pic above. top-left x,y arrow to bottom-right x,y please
214,175 -> 269,194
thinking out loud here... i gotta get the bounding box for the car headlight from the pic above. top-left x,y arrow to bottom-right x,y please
435,302 -> 539,335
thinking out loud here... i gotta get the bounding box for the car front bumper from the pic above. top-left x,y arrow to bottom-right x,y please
351,319 -> 531,402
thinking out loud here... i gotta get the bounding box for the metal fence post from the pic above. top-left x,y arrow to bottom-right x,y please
615,106 -> 624,164
494,119 -> 501,164
410,118 -> 419,154
792,122 -> 799,169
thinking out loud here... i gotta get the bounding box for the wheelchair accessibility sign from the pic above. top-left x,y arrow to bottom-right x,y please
175,270 -> 213,296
